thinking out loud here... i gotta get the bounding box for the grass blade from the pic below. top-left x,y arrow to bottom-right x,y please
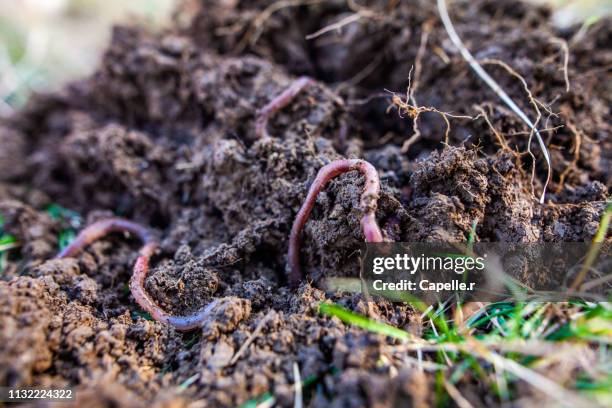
319,302 -> 413,341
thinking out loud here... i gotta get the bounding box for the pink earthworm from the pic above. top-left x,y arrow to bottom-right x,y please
287,159 -> 384,286
255,76 -> 314,138
56,218 -> 218,331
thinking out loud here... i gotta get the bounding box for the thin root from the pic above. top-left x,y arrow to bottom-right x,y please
437,0 -> 552,203
473,104 -> 510,151
306,12 -> 365,40
555,109 -> 583,193
480,58 -> 551,201
549,37 -> 571,92
390,88 -> 471,153
235,0 -> 324,52
396,20 -> 434,152
409,19 -> 434,106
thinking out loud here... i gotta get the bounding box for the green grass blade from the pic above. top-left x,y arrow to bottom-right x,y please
319,302 -> 413,341
570,203 -> 611,290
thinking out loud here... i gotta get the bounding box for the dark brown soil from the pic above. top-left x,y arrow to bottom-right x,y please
0,0 -> 609,406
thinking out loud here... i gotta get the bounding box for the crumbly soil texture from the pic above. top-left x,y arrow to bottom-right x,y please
0,0 -> 610,406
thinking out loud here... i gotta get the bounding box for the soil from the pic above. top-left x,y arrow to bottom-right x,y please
0,0 -> 609,406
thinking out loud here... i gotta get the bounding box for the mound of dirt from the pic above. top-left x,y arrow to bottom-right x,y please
0,0 -> 609,406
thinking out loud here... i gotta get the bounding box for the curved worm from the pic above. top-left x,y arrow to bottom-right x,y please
56,218 -> 218,331
255,76 -> 314,138
56,218 -> 155,259
287,159 -> 384,286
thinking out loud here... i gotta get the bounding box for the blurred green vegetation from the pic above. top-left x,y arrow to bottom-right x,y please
535,0 -> 611,27
0,0 -> 173,116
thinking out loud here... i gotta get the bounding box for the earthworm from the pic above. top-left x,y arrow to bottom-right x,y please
56,218 -> 155,259
56,218 -> 218,331
255,76 -> 314,138
287,159 -> 384,286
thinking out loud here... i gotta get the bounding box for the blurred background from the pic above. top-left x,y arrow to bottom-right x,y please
0,0 -> 173,116
0,0 -> 610,117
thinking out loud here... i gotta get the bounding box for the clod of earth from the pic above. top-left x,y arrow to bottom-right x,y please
56,218 -> 221,331
288,159 -> 383,287
255,76 -> 314,138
